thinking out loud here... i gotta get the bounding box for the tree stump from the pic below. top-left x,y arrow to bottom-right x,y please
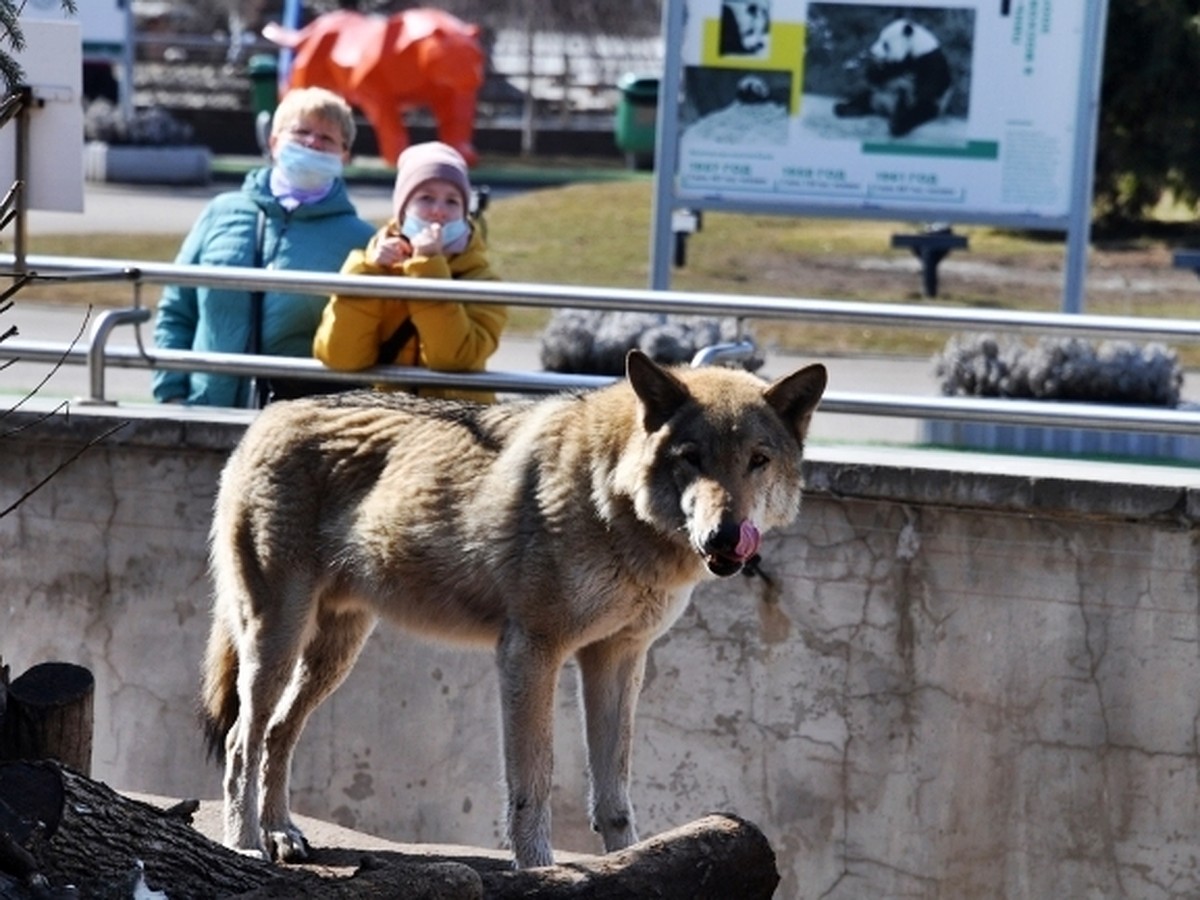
0,663 -> 94,775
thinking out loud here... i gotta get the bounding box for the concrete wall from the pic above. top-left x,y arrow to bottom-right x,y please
2,401 -> 1198,900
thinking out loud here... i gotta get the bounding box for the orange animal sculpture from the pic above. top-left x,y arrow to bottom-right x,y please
263,8 -> 484,166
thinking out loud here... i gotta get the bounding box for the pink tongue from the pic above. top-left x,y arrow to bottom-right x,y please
734,520 -> 761,560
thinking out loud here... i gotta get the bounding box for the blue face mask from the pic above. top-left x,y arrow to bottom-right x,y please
275,141 -> 343,193
401,213 -> 470,249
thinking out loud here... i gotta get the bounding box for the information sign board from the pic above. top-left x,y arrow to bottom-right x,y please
650,0 -> 1110,311
674,1 -> 1089,223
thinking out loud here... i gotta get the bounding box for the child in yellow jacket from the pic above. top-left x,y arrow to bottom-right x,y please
313,141 -> 506,401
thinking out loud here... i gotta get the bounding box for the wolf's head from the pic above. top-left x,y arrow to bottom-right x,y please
616,350 -> 827,577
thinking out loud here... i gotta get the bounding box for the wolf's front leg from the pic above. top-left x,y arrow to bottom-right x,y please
576,636 -> 649,853
497,624 -> 563,868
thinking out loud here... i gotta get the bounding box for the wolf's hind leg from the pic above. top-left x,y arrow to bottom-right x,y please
261,605 -> 376,862
224,613 -> 308,859
497,624 -> 563,868
576,636 -> 649,853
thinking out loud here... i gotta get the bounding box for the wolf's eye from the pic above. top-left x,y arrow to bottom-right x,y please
749,452 -> 769,471
675,445 -> 703,468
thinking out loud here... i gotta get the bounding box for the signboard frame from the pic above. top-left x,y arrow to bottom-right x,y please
649,0 -> 1111,313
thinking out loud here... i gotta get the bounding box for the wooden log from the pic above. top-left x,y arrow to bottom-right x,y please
227,859 -> 483,899
479,813 -> 781,899
0,761 -> 282,898
0,761 -> 777,899
0,663 -> 94,775
1,762 -> 476,898
0,762 -> 482,899
270,812 -> 781,899
0,760 -> 65,896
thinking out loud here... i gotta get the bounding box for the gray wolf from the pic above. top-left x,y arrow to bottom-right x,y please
200,349 -> 826,868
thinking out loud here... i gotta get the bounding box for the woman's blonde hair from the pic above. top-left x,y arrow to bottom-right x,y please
270,87 -> 357,149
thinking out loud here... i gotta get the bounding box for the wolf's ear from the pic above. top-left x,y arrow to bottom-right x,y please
764,364 -> 828,444
626,349 -> 690,433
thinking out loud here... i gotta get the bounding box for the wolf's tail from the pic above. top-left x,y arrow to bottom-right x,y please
199,612 -> 239,763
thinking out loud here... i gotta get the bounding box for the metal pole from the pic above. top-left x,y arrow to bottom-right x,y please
278,0 -> 302,94
520,11 -> 536,158
649,0 -> 686,290
119,0 -> 134,121
1061,0 -> 1110,313
13,87 -> 31,272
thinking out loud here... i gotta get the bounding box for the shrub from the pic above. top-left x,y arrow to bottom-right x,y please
934,333 -> 1183,407
540,310 -> 762,375
83,99 -> 194,146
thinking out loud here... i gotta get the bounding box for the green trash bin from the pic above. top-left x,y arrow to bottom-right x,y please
614,74 -> 659,171
247,54 -> 280,117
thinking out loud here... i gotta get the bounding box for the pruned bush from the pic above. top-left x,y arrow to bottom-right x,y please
540,310 -> 762,375
84,99 -> 194,146
934,333 -> 1183,407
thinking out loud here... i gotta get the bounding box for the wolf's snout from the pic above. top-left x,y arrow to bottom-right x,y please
703,519 -> 761,576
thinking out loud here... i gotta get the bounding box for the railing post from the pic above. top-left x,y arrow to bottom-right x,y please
690,340 -> 758,368
83,307 -> 151,405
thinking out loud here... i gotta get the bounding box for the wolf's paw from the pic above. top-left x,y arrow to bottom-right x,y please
596,814 -> 637,854
512,845 -> 555,869
264,826 -> 310,863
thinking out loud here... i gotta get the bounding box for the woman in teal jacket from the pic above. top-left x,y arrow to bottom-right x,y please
152,87 -> 376,407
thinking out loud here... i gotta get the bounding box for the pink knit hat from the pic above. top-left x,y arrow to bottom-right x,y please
392,141 -> 472,217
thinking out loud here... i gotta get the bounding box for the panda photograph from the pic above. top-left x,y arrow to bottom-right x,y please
680,66 -> 793,146
719,0 -> 772,56
801,5 -> 974,142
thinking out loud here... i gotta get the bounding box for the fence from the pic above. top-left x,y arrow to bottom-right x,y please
132,28 -> 664,130
2,252 -> 1199,442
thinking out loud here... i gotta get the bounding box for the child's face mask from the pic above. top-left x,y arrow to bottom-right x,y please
401,213 -> 470,248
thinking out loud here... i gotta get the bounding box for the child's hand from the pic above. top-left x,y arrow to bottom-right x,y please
408,222 -> 445,258
368,235 -> 412,267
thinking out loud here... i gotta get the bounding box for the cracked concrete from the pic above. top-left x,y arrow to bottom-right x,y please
2,402 -> 1198,899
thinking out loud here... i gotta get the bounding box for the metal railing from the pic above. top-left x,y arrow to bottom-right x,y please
2,252 -> 1199,439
